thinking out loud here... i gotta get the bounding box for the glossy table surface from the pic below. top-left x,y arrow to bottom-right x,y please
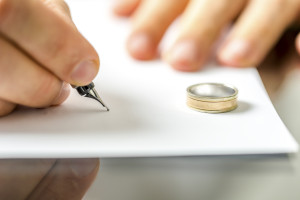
85,33 -> 300,200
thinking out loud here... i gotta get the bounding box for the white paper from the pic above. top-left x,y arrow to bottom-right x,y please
0,0 -> 298,158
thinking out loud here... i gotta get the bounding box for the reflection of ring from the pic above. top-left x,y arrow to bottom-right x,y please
187,83 -> 238,113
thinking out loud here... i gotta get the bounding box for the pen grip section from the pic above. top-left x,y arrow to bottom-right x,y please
73,83 -> 95,96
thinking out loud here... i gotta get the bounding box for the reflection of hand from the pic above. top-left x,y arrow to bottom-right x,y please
0,158 -> 99,199
0,0 -> 99,116
114,0 -> 300,71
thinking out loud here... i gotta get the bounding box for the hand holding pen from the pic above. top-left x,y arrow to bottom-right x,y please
0,0 -> 102,199
0,0 -> 107,117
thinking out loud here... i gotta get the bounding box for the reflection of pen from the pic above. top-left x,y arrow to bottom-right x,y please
73,82 -> 109,111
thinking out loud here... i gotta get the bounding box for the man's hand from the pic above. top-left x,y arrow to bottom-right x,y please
0,0 -> 99,116
114,0 -> 300,71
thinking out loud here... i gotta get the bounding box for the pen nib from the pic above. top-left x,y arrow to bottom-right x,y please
75,82 -> 109,111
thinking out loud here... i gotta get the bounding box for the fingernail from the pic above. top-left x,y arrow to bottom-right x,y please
71,60 -> 98,85
127,33 -> 156,60
165,41 -> 200,71
52,82 -> 71,106
218,40 -> 252,67
69,158 -> 99,178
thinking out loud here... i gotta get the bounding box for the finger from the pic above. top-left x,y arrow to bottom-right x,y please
0,99 -> 16,117
218,0 -> 300,67
113,0 -> 141,16
164,0 -> 246,71
0,0 -> 99,86
43,0 -> 72,18
127,0 -> 188,60
52,82 -> 71,106
0,36 -> 64,108
27,158 -> 100,200
0,159 -> 55,199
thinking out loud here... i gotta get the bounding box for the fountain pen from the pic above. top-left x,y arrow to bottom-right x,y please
73,82 -> 109,111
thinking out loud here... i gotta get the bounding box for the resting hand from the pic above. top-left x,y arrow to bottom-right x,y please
114,0 -> 300,71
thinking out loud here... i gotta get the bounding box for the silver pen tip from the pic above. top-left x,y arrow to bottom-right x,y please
74,83 -> 109,111
90,88 -> 109,111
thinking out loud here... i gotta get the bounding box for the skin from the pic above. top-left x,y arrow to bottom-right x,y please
113,0 -> 300,71
0,0 -> 100,199
0,0 -> 99,116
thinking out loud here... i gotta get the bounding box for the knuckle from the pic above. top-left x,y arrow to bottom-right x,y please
28,75 -> 62,107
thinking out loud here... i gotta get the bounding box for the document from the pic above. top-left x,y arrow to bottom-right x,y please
0,0 -> 297,158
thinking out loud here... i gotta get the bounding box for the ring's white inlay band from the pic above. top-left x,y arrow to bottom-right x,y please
187,83 -> 238,113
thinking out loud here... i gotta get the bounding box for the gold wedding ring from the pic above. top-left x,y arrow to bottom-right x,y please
187,83 -> 238,113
